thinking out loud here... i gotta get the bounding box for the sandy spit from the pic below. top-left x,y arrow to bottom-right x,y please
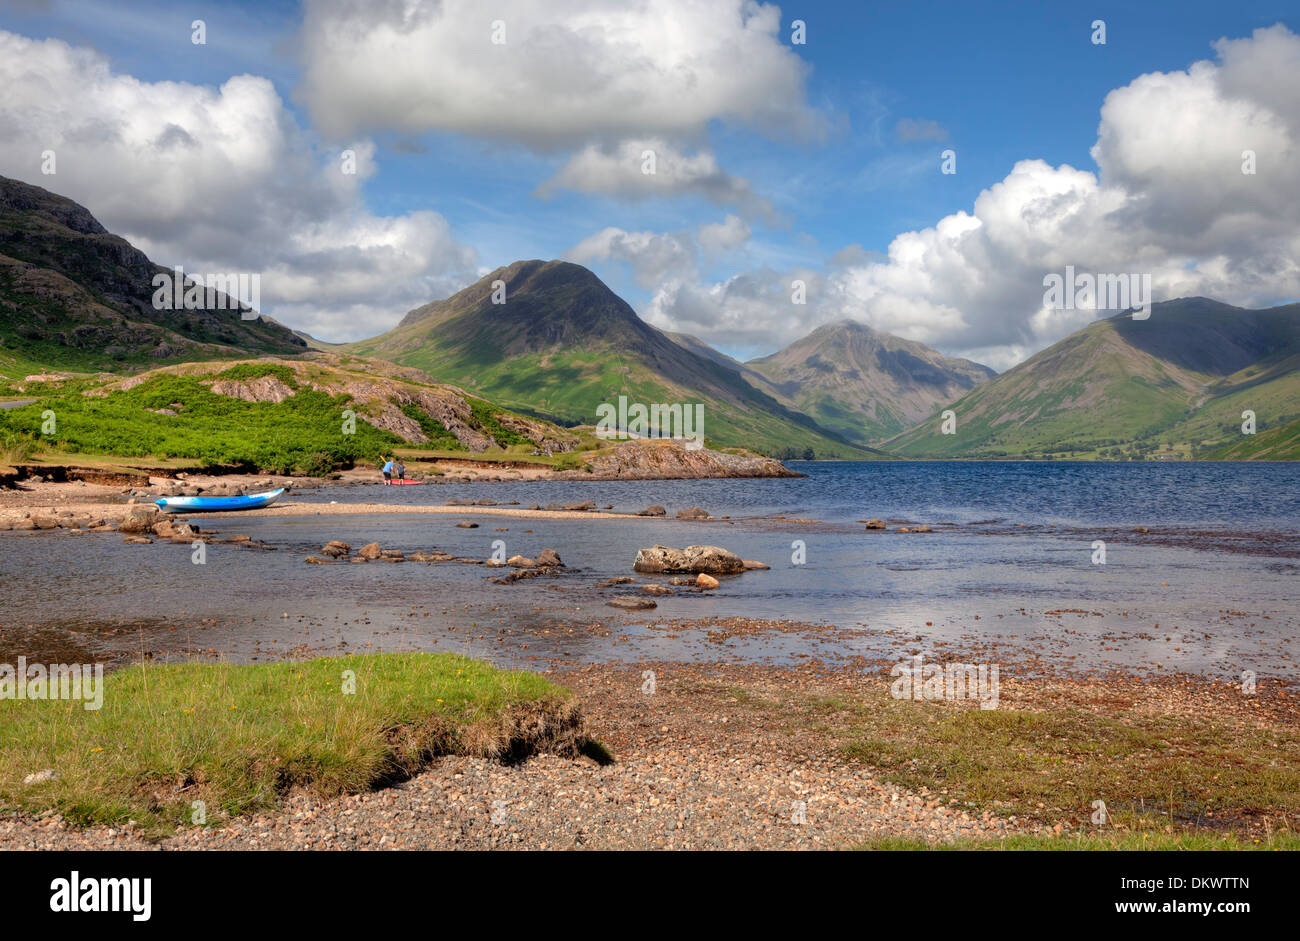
198,501 -> 649,521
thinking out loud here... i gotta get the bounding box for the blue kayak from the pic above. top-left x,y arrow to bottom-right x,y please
155,488 -> 285,513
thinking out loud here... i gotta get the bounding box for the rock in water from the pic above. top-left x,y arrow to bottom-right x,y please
696,573 -> 720,589
636,505 -> 666,517
633,545 -> 745,575
863,519 -> 886,530
535,548 -> 563,568
118,506 -> 159,534
676,506 -> 710,519
357,542 -> 383,560
606,597 -> 658,610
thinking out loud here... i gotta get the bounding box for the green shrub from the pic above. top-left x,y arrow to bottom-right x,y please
5,373 -> 400,473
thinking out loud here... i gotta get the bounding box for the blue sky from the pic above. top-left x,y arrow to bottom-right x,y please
2,0 -> 1298,365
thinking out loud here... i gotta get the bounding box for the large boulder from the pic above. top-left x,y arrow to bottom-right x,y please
118,506 -> 160,534
633,545 -> 744,575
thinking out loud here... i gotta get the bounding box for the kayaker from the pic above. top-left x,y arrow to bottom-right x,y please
381,457 -> 394,484
395,460 -> 406,481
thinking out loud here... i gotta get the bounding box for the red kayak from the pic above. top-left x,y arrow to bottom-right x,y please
386,479 -> 425,485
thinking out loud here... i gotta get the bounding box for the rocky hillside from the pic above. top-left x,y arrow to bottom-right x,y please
0,353 -> 585,475
0,175 -> 305,376
559,439 -> 802,479
87,354 -> 582,454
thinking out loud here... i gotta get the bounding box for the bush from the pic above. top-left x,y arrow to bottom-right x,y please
5,373 -> 400,473
0,426 -> 38,464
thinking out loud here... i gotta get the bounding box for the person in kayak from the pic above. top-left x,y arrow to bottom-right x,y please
395,460 -> 406,481
381,457 -> 394,484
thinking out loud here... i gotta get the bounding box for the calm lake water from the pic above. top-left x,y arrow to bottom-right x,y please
2,462 -> 1297,682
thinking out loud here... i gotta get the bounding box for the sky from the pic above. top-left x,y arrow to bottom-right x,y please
1,0 -> 1298,370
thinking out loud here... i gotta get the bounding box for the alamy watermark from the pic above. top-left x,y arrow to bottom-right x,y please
595,395 -> 704,450
1043,266 -> 1151,320
1,658 -> 104,710
151,265 -> 260,319
889,654 -> 999,709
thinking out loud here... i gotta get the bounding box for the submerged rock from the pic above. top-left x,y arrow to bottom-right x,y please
606,596 -> 658,610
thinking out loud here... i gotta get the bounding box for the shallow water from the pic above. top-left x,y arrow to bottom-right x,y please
2,462 -> 1297,682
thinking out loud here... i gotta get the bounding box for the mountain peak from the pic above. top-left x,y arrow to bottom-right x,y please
745,320 -> 997,444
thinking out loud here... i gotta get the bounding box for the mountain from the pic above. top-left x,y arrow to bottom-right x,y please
887,297 -> 1300,459
0,175 -> 305,377
741,320 -> 996,445
344,260 -> 877,457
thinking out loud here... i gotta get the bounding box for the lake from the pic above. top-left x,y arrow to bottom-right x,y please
2,461 -> 1296,682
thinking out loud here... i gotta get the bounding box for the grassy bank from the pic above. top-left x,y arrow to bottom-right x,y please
858,831 -> 1300,850
700,673 -> 1299,842
0,653 -> 581,837
832,691 -> 1299,833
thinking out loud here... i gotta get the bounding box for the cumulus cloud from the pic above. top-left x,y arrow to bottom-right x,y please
537,138 -> 775,220
0,30 -> 477,340
568,226 -> 697,289
297,0 -> 821,148
645,25 -> 1300,369
697,214 -> 752,256
566,214 -> 753,290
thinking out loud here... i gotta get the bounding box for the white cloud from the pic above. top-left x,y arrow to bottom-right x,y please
537,138 -> 775,220
0,30 -> 477,341
567,226 -> 697,289
567,212 -> 754,291
645,25 -> 1300,368
297,0 -> 821,148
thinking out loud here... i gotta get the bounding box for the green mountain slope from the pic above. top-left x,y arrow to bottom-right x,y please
886,297 -> 1300,459
1202,416 -> 1300,460
743,319 -> 995,445
344,260 -> 877,458
0,175 -> 305,377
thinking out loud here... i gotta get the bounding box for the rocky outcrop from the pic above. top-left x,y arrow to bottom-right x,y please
633,545 -> 745,575
208,376 -> 295,403
561,440 -> 800,480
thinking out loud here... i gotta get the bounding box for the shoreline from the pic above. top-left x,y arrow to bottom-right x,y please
1,658 -> 1294,850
